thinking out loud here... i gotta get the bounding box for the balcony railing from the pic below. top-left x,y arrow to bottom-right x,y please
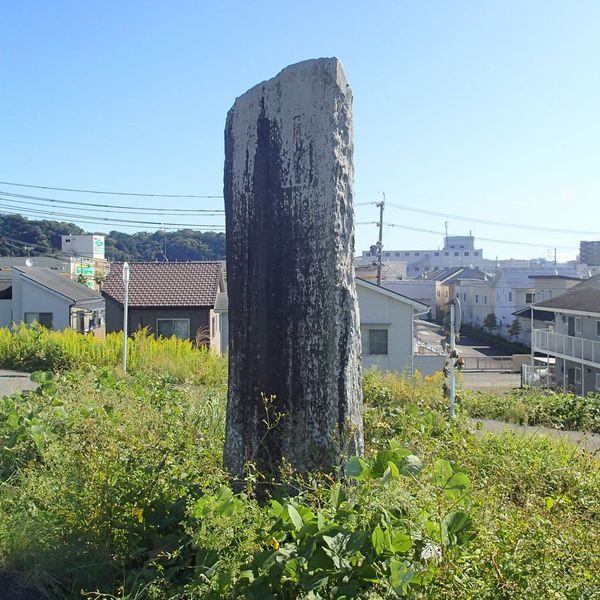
533,329 -> 600,367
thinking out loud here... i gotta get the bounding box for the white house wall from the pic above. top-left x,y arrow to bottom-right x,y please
12,274 -> 71,330
0,300 -> 11,327
357,283 -> 414,375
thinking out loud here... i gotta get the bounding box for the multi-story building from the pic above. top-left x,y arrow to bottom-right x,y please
531,274 -> 600,395
360,235 -> 484,277
580,241 -> 600,267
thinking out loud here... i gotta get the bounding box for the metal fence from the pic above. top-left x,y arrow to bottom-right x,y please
521,363 -> 555,388
461,356 -> 513,372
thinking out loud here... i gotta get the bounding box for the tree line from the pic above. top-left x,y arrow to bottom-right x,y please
0,214 -> 226,262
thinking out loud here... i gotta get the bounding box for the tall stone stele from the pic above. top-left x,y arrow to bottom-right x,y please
223,58 -> 363,480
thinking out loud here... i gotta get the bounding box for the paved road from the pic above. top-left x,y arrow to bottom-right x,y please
418,328 -> 509,359
461,372 -> 521,392
470,418 -> 600,453
0,369 -> 36,396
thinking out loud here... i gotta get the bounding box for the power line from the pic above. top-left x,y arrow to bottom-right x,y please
386,201 -> 597,236
0,194 -> 224,216
381,222 -> 578,251
0,190 -> 224,213
0,204 -> 225,229
0,180 -> 223,199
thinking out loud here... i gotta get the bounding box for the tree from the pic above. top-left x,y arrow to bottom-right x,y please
508,318 -> 523,341
483,313 -> 498,332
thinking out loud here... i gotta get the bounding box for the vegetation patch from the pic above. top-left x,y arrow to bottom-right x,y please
461,387 -> 600,434
0,334 -> 598,598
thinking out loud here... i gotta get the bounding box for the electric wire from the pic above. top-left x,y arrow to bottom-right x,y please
0,190 -> 224,214
0,180 -> 223,199
385,201 -> 597,236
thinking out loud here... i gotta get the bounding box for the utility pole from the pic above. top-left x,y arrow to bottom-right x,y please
376,192 -> 385,286
122,262 -> 130,372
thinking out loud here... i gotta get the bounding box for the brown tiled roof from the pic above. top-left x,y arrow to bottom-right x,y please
102,262 -> 222,307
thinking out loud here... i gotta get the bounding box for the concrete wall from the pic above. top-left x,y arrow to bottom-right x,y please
357,282 -> 415,375
413,355 -> 445,376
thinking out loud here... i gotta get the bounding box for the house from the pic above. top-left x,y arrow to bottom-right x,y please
531,274 -> 600,395
102,262 -> 225,350
426,266 -> 489,321
513,275 -> 583,343
356,278 -> 444,376
0,266 -> 105,334
215,277 -> 445,375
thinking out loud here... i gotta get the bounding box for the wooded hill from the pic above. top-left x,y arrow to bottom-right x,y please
0,214 -> 226,262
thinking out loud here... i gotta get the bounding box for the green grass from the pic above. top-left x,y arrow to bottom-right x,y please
0,336 -> 598,598
460,387 -> 600,434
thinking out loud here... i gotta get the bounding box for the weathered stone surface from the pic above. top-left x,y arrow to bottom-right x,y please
223,58 -> 363,479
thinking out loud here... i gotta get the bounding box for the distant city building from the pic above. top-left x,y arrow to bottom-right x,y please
361,235 -> 484,276
580,240 -> 600,267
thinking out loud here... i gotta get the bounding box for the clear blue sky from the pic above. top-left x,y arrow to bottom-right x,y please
2,1 -> 599,261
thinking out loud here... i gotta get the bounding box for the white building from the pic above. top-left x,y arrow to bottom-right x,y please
0,267 -> 105,334
360,235 -> 484,278
531,274 -> 600,395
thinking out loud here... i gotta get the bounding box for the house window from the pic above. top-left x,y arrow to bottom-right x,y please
24,312 -> 53,328
395,252 -> 400,257
434,252 -> 440,256
575,367 -> 582,384
596,321 -> 600,337
475,294 -> 479,304
464,252 -> 469,256
365,329 -> 388,355
414,252 -> 420,256
384,252 -> 390,257
526,292 -> 535,304
463,293 -> 466,301
414,266 -> 420,272
474,252 -> 480,256
575,317 -> 582,335
444,252 -> 449,256
454,252 -> 459,256
405,252 -> 410,256
596,372 -> 600,391
484,296 -> 487,305
156,319 -> 190,340
508,291 -> 513,302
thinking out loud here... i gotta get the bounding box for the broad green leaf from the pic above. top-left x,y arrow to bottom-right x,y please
389,559 -> 416,594
401,454 -> 424,476
345,456 -> 370,480
371,526 -> 385,555
270,499 -> 284,517
330,482 -> 346,509
383,461 -> 400,482
391,530 -> 413,553
433,459 -> 453,487
287,504 -> 303,531
442,511 -> 475,546
443,472 -> 471,498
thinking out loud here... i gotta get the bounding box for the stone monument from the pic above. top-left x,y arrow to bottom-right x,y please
223,58 -> 363,480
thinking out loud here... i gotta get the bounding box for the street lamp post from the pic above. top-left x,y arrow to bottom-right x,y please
122,262 -> 130,372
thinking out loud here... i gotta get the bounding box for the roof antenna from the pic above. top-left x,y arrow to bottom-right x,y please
161,225 -> 169,263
